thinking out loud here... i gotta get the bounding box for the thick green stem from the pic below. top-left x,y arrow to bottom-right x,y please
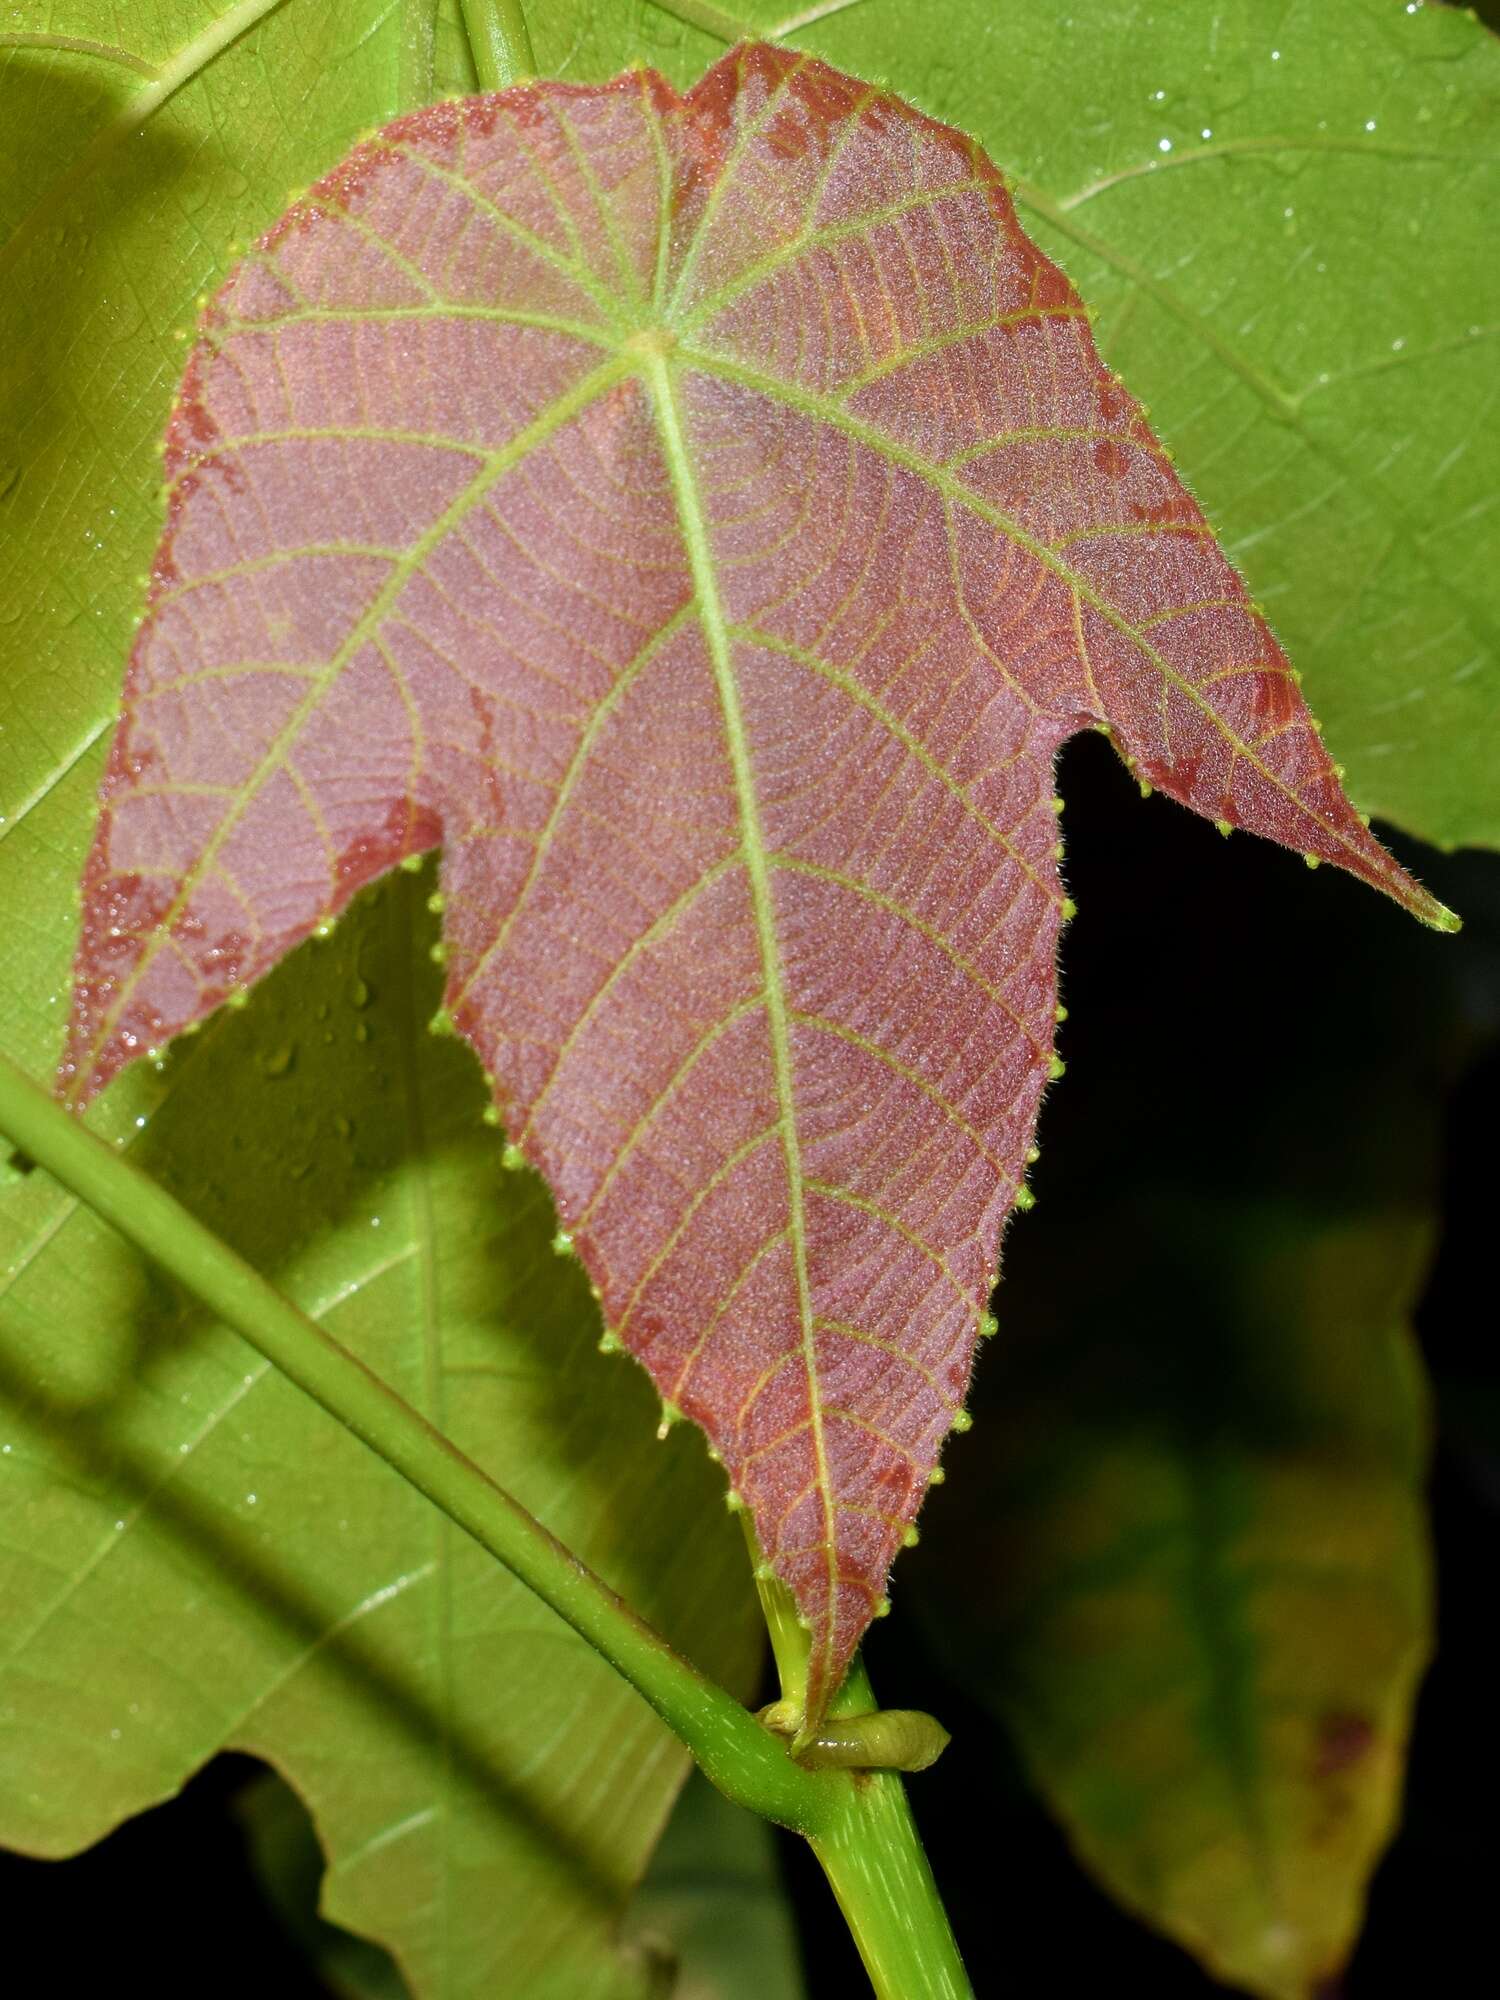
0,1051 -> 810,1828
811,1662 -> 973,2000
459,0 -> 535,89
398,0 -> 438,107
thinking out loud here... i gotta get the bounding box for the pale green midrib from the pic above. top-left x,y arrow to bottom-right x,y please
671,340 -> 1455,927
643,348 -> 838,1708
0,32 -> 159,77
1055,129 -> 1496,216
0,0 -> 290,283
0,717 -> 109,850
79,353 -> 634,1093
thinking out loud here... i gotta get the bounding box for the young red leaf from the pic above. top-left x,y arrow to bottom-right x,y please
62,44 -> 1453,1727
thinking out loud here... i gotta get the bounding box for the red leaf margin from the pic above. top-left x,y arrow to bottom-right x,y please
61,43 -> 1455,1725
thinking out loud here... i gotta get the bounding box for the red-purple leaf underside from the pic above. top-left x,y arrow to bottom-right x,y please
64,44 -> 1450,1724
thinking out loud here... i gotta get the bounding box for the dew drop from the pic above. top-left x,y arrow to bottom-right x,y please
350,977 -> 372,1008
259,1044 -> 295,1078
1157,137 -> 1172,153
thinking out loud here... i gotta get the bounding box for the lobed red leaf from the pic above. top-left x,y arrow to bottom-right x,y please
63,44 -> 1452,1724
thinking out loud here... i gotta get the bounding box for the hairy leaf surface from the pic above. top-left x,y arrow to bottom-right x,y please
63,42 -> 1451,1722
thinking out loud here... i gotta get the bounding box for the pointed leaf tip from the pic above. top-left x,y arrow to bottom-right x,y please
65,41 -> 1455,1722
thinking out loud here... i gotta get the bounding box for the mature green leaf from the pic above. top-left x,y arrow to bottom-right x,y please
237,1768 -> 411,2000
235,1761 -> 808,2000
627,1770 -> 809,2000
920,1198 -> 1433,1998
1,12 -> 758,1998
0,865 -> 761,1998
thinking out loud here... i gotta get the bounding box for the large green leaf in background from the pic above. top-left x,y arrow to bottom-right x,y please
235,1763 -> 805,1999
920,1196 -> 1433,1999
0,1 -> 1493,1994
0,864 -> 763,1999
